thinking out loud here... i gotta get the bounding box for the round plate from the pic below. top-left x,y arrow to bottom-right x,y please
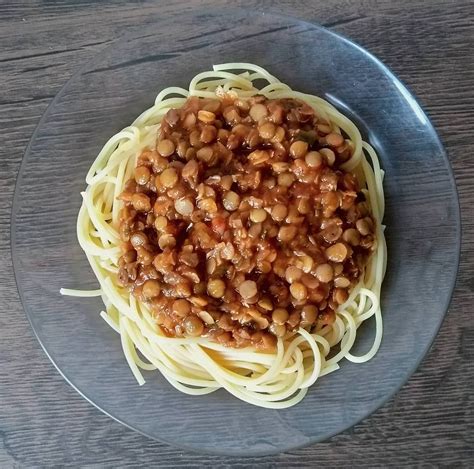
12,9 -> 460,456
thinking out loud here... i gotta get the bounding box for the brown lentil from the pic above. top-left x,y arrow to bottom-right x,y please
278,225 -> 297,242
270,323 -> 287,337
305,151 -> 323,168
200,125 -> 217,143
198,110 -> 216,123
272,204 -> 288,222
334,288 -> 349,305
131,193 -> 151,212
157,139 -> 175,157
154,216 -> 168,231
135,166 -> 151,185
207,278 -> 226,298
130,231 -> 147,248
183,316 -> 204,336
290,282 -> 307,301
258,122 -> 276,139
301,305 -> 318,325
290,141 -> 309,159
326,243 -> 349,262
278,172 -> 296,187
174,198 -> 194,216
315,263 -> 333,283
239,280 -> 258,299
160,167 -> 178,188
285,266 -> 303,284
356,217 -> 372,236
320,148 -> 336,166
142,279 -> 161,298
326,132 -> 345,147
249,103 -> 268,122
334,276 -> 351,288
249,208 -> 267,223
343,228 -> 361,246
223,191 -> 240,211
272,308 -> 289,325
172,299 -> 191,317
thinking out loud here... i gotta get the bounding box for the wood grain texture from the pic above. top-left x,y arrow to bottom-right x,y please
0,0 -> 473,467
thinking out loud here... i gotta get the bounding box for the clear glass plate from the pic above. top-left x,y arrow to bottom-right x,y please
12,9 -> 460,456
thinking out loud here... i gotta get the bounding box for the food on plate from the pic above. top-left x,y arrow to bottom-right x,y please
61,63 -> 386,408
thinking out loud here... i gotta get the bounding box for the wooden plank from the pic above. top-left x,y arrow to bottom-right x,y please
0,0 -> 472,466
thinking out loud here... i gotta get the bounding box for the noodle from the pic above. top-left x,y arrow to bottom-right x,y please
60,63 -> 387,408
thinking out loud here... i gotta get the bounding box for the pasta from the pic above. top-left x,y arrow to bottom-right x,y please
61,63 -> 386,408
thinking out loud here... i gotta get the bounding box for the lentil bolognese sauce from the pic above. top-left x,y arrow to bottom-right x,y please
61,64 -> 386,408
118,96 -> 375,348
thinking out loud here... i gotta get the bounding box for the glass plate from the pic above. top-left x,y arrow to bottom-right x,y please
12,9 -> 460,456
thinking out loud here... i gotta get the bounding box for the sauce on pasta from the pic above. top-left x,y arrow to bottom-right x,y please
117,95 -> 376,350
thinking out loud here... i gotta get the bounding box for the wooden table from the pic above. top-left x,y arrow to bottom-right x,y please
1,1 -> 472,466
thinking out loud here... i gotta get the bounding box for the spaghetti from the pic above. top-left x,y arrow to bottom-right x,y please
61,63 -> 386,408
